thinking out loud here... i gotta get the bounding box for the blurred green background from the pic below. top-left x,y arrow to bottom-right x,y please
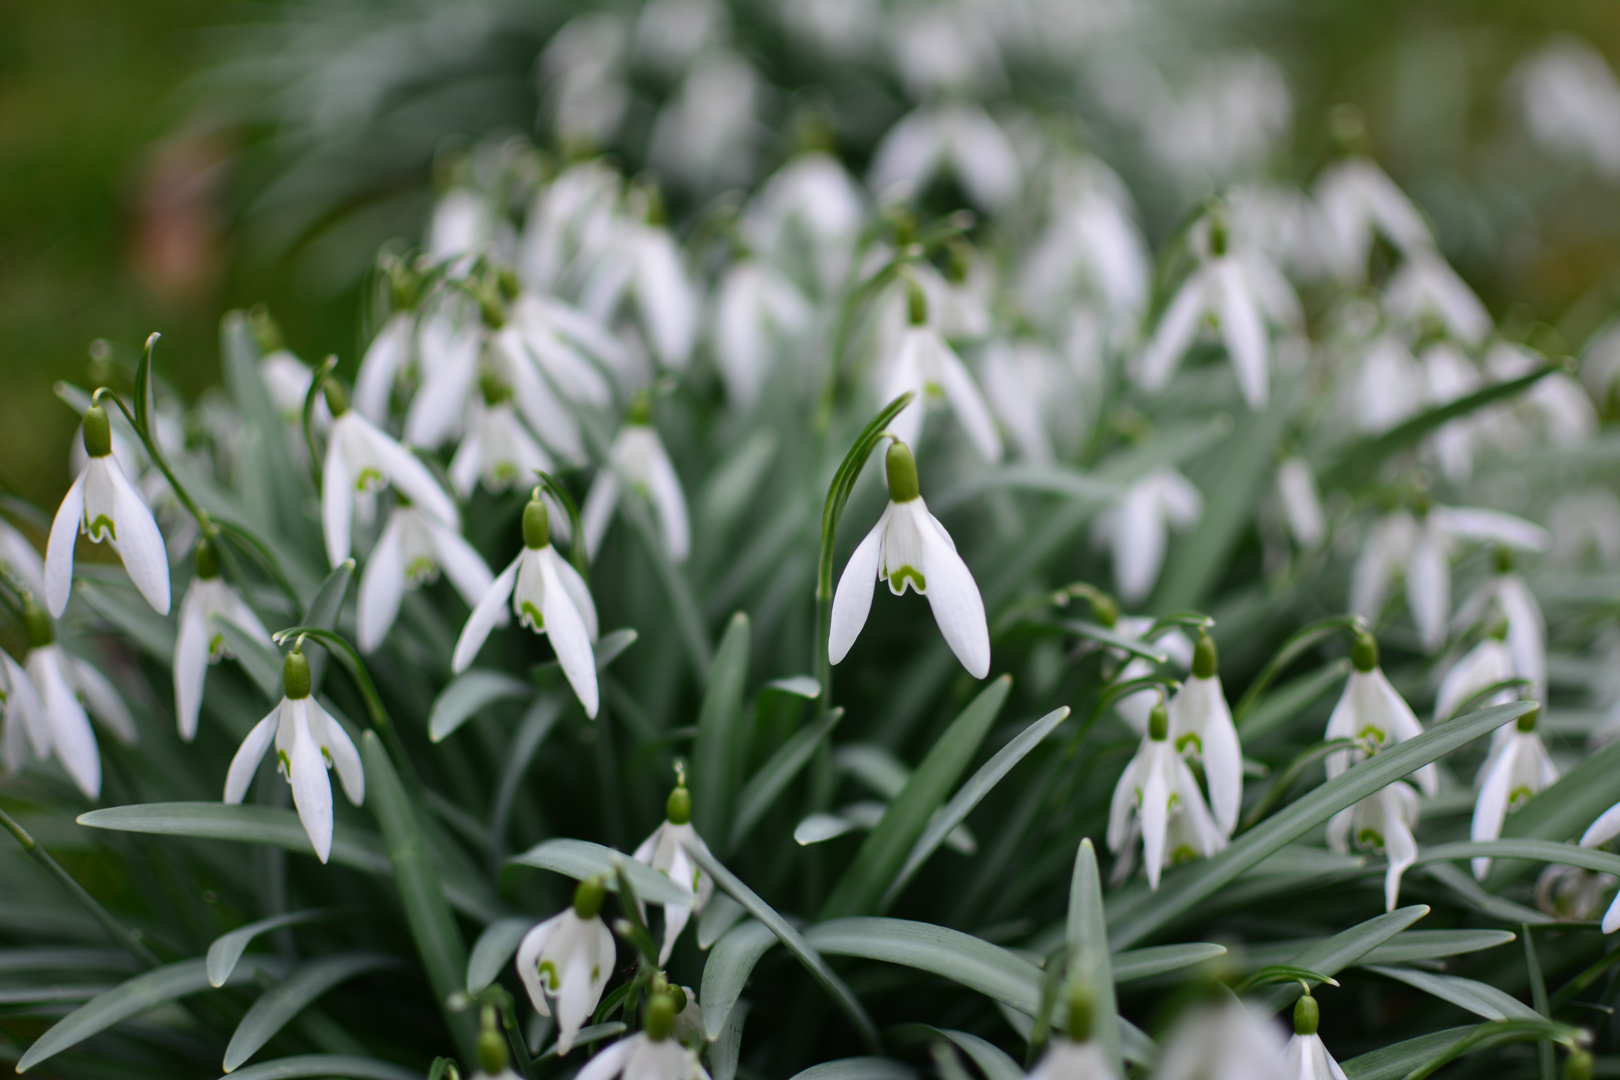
6,0 -> 1620,514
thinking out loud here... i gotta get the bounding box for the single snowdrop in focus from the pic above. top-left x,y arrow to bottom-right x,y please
1153,993 -> 1289,1080
1382,252 -> 1492,346
1328,780 -> 1421,911
357,503 -> 495,654
632,773 -> 714,965
1326,631 -> 1438,796
829,440 -> 990,678
454,494 -> 599,717
45,402 -> 170,618
1283,995 -> 1348,1080
1167,632 -> 1243,836
582,400 -> 691,564
867,102 -> 1022,212
173,540 -> 271,741
1100,468 -> 1202,605
1108,701 -> 1227,891
573,990 -> 708,1080
878,280 -> 1002,463
1315,156 -> 1432,284
223,646 -> 364,863
1,645 -> 47,778
320,380 -> 458,568
516,876 -> 617,1057
1472,704 -> 1557,879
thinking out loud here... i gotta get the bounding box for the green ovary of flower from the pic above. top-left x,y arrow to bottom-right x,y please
406,556 -> 437,582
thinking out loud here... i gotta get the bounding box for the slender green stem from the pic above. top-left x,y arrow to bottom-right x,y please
533,469 -> 588,579
302,355 -> 339,490
99,390 -> 212,540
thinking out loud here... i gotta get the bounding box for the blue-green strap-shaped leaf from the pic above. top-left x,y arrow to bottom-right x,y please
1255,906 -> 1429,1012
305,560 -> 353,630
805,917 -> 1041,1014
208,909 -> 345,987
701,919 -> 780,1041
698,893 -> 747,949
506,838 -> 695,906
360,732 -> 476,1062
1364,965 -> 1543,1022
693,612 -> 751,839
429,670 -> 534,743
1106,700 -> 1533,950
224,953 -> 403,1071
890,1026 -> 1022,1080
466,917 -> 531,995
789,1058 -> 915,1080
217,618 -> 285,700
1112,943 -> 1227,983
1066,840 -> 1122,1076
729,708 -> 844,852
1357,930 -> 1517,965
930,463 -> 1121,513
17,957 -> 287,1072
822,676 -> 1011,919
883,706 -> 1069,911
684,843 -> 879,1052
1414,839 -> 1620,878
211,1055 -> 422,1080
709,1000 -> 750,1080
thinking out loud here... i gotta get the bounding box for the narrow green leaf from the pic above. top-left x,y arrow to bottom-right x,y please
1415,839 -> 1620,878
1358,930 -> 1517,966
506,838 -> 694,906
217,619 -> 285,700
683,843 -> 879,1051
1113,943 -> 1228,983
17,957 -> 285,1072
212,1054 -> 422,1080
536,1022 -> 626,1059
701,920 -> 778,1041
305,560 -> 353,630
1066,840 -> 1122,1076
930,463 -> 1120,513
1364,964 -> 1543,1021
1107,701 -> 1532,949
75,580 -> 175,662
1524,924 -> 1555,1080
0,949 -> 135,975
1054,621 -> 1168,662
428,670 -> 534,743
360,732 -> 476,1062
1238,661 -> 1349,741
698,893 -> 746,949
208,910 -> 343,987
710,1000 -> 750,1080
805,917 -> 1042,1017
466,917 -> 530,995
594,628 -> 638,670
822,676 -> 1011,919
224,952 -> 401,1071
789,1058 -> 915,1080
1341,1027 -> 1477,1080
729,709 -> 844,852
1256,906 -> 1430,1012
885,706 -> 1068,910
693,613 -> 751,839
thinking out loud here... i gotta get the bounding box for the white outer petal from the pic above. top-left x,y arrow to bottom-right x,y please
1113,482 -> 1166,604
107,461 -> 170,615
287,699 -> 335,863
1136,273 -> 1207,393
643,434 -> 691,563
1582,801 -> 1620,849
71,658 -> 135,746
45,471 -> 87,617
1470,739 -> 1516,879
357,513 -> 407,653
3,653 -> 49,758
453,557 -> 521,673
933,340 -> 1003,462
361,421 -> 458,529
312,699 -> 365,805
828,513 -> 886,666
426,518 -> 496,608
353,314 -> 411,424
581,471 -> 620,561
552,555 -> 599,642
515,913 -> 564,1018
1140,747 -> 1171,891
322,433 -> 353,567
918,507 -> 990,678
574,1039 -> 634,1080
32,649 -> 100,798
540,550 -> 599,718
1214,260 -> 1269,409
224,707 -> 281,803
1407,525 -> 1450,653
174,581 -> 211,740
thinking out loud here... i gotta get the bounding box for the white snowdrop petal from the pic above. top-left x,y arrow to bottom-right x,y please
829,516 -> 886,666
357,513 -> 408,653
71,658 -> 136,746
1214,260 -> 1269,409
540,551 -> 600,718
425,518 -> 497,609
552,555 -> 599,643
224,708 -> 281,804
313,700 -> 365,806
174,583 -> 211,741
1137,273 -> 1208,393
287,702 -> 335,863
581,470 -> 619,561
1582,801 -> 1620,848
644,434 -> 691,563
106,462 -> 170,616
44,471 -> 87,618
919,511 -> 990,678
322,435 -> 354,568
3,653 -> 50,759
453,557 -> 521,674
33,650 -> 101,798
574,1039 -> 634,1080
515,913 -> 562,1018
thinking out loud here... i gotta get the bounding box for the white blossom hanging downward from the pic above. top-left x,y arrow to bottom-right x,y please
22,599 -> 136,799
581,400 -> 691,564
1108,700 -> 1227,891
1471,704 -> 1557,879
880,280 -> 1002,463
632,775 -> 714,965
174,540 -> 272,740
1167,632 -> 1244,837
516,876 -> 617,1057
573,990 -> 708,1080
1100,468 -> 1203,605
1283,995 -> 1348,1080
829,440 -> 990,679
357,504 -> 495,654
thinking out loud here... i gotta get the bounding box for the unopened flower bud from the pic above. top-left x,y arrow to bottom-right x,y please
886,441 -> 920,503
667,782 -> 691,826
522,498 -> 551,550
283,649 -> 312,700
479,369 -> 514,406
1293,993 -> 1319,1036
573,875 -> 606,920
1495,547 -> 1515,575
1193,632 -> 1218,680
628,393 -> 653,426
1148,701 -> 1170,741
83,404 -> 113,459
1566,1048 -> 1593,1080
1351,630 -> 1379,673
1090,592 -> 1119,629
23,598 -> 54,650
643,991 -> 677,1042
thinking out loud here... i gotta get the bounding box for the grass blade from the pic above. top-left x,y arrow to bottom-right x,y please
694,612 -> 750,839
428,670 -> 533,743
208,910 -> 344,987
212,1055 -> 422,1080
1255,906 -> 1430,1012
466,917 -> 530,995
729,708 -> 844,852
506,837 -> 694,905
1066,840 -> 1122,1076
224,953 -> 402,1071
701,920 -> 778,1041
805,917 -> 1041,1014
1364,965 -> 1542,1022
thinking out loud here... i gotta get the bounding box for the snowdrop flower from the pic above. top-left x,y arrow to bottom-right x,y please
1419,342 -> 1484,482
1168,633 -> 1243,836
174,541 -> 271,741
1135,216 -> 1296,410
574,991 -> 708,1080
352,311 -> 417,425
260,349 -> 332,431
428,188 -> 496,269
1315,157 -> 1432,284
1284,995 -> 1348,1080
1,648 -> 47,777
982,339 -> 1072,464
224,647 -> 364,863
867,102 -> 1022,212
357,503 -> 495,654
1110,612 -> 1194,733
1326,631 -> 1438,796
508,292 -> 621,405
1581,803 -> 1620,931
1547,489 -> 1620,568
1276,456 -> 1327,549
743,152 -> 864,295
1107,701 -> 1227,891
1484,342 -> 1596,448
45,403 -> 170,618
1536,862 -> 1616,924
581,212 -> 699,371
1383,253 -> 1491,346
1139,53 -> 1293,189
879,282 -> 1002,463
320,381 -> 458,568
1471,705 -> 1557,879
1019,157 -> 1150,328
1026,983 -> 1120,1080
453,495 -> 599,717
516,876 -> 617,1057
648,50 -> 762,191
1433,630 -> 1515,724
1153,994 -> 1289,1080
1452,555 -> 1545,697
397,312 -> 481,451
713,260 -> 812,409
581,404 -> 690,565
1515,38 -> 1620,179
1353,335 -> 1424,434
1328,780 -> 1421,911
829,441 -> 990,679
23,601 -> 138,798
448,379 -> 558,500
0,517 -> 45,598
538,13 -> 630,151
632,776 -> 714,965
1101,468 -> 1203,605
521,161 -> 624,296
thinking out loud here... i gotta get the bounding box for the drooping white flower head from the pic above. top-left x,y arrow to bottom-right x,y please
1100,468 -> 1203,605
448,382 -> 559,501
509,291 -> 622,404
1536,862 -> 1617,925
1325,631 -> 1437,797
1283,995 -> 1348,1080
743,152 -> 865,296
1,649 -> 48,778
1580,801 -> 1620,932
45,403 -> 171,618
580,210 -> 700,372
320,383 -> 459,569
174,540 -> 272,741
581,405 -> 691,565
1168,633 -> 1244,837
1110,612 -> 1195,734
0,516 -> 46,599
829,440 -> 990,679
1451,555 -> 1546,700
1275,456 -> 1328,549
574,990 -> 709,1080
712,260 -> 812,410
1328,780 -> 1421,912
1471,706 -> 1557,879
428,188 -> 497,270
1315,156 -> 1432,285
879,281 -> 1002,463
867,102 -> 1022,212
224,648 -> 365,864
1382,252 -> 1491,347
352,311 -> 416,425
1419,342 -> 1485,483
1433,634 -> 1514,725
401,313 -> 482,452
260,348 -> 334,435
648,50 -> 762,192
632,778 -> 714,965
357,505 -> 495,654
453,495 -> 599,718
1153,994 -> 1289,1080
537,14 -> 630,152
520,161 -> 625,297
1019,156 -> 1150,330
1514,38 -> 1620,179
1353,334 -> 1424,435
516,876 -> 618,1057
1108,700 -> 1227,891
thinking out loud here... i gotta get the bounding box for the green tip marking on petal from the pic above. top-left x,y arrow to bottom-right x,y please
520,601 -> 544,630
86,515 -> 117,543
887,565 -> 926,594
